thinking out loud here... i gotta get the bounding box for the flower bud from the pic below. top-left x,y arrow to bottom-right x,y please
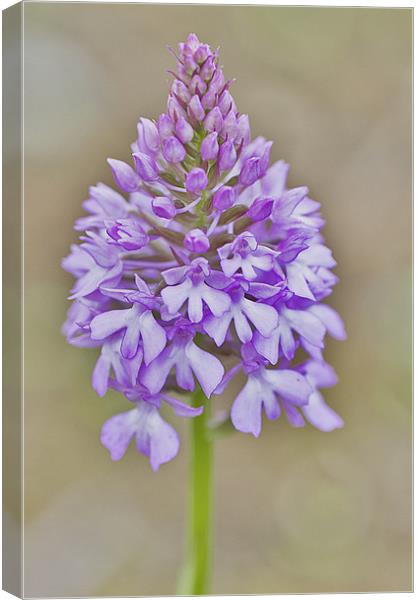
106,219 -> 149,251
200,56 -> 216,81
171,79 -> 191,104
218,90 -> 233,116
162,136 -> 186,163
186,33 -> 200,52
212,185 -> 235,211
167,96 -> 186,121
218,140 -> 237,172
221,110 -> 238,140
210,68 -> 225,93
185,168 -> 208,194
259,142 -> 273,177
239,157 -> 261,186
188,95 -> 205,122
190,74 -> 207,95
200,132 -> 219,161
175,117 -> 194,144
204,107 -> 223,133
184,228 -> 210,253
236,114 -> 251,145
137,118 -> 160,156
247,197 -> 274,222
202,88 -> 217,111
132,152 -> 159,181
151,196 -> 176,219
194,44 -> 211,65
157,113 -> 173,139
107,158 -> 140,193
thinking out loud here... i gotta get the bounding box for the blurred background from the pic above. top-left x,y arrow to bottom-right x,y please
17,4 -> 412,596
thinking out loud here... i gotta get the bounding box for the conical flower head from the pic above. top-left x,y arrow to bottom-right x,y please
62,34 -> 345,470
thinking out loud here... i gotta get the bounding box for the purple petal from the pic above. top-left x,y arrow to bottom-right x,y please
309,304 -> 346,340
302,391 -> 343,432
185,341 -> 224,398
264,369 -> 312,405
200,284 -> 231,317
241,299 -> 278,337
284,308 -> 326,347
90,308 -> 131,340
92,353 -> 111,397
203,312 -> 232,346
139,311 -> 166,365
163,395 -> 204,417
161,279 -> 192,314
100,409 -> 139,461
231,376 -> 263,437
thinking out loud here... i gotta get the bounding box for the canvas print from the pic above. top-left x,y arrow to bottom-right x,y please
3,3 -> 412,597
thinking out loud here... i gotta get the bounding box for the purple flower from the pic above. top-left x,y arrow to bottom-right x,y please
184,229 -> 210,253
230,349 -> 312,437
161,258 -> 230,323
106,219 -> 149,251
107,158 -> 140,193
185,168 -> 208,194
63,34 -> 344,470
218,232 -> 274,279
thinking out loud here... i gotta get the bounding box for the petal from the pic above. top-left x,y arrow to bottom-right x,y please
241,299 -> 278,337
147,411 -> 180,471
233,309 -> 253,343
302,391 -> 344,432
100,409 -> 139,461
134,403 -> 180,471
309,304 -> 346,340
253,327 -> 280,365
262,388 -> 280,421
90,308 -> 131,340
174,352 -> 195,391
92,353 -> 111,397
139,311 -> 167,365
141,346 -> 175,394
278,316 -> 296,361
185,341 -> 224,398
264,369 -> 312,405
220,255 -> 242,277
121,316 -> 142,359
231,376 -> 263,437
284,308 -> 326,347
286,263 -> 315,300
188,287 -> 204,323
282,401 -> 305,428
163,395 -> 204,417
304,361 -> 338,388
203,311 -> 233,346
161,279 -> 192,314
201,284 -> 231,317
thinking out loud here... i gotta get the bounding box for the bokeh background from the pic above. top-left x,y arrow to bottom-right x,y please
17,4 -> 412,596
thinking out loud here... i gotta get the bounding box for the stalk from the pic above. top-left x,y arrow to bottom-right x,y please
177,386 -> 214,595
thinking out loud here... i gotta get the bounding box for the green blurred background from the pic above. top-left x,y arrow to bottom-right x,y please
18,4 -> 412,596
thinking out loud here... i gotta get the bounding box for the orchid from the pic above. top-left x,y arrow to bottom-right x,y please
62,34 -> 345,594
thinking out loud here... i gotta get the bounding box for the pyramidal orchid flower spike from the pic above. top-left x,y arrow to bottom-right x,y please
62,33 -> 345,472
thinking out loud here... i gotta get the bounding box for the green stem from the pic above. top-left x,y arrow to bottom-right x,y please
177,386 -> 214,596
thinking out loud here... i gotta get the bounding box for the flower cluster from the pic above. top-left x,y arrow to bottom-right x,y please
62,34 -> 346,470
